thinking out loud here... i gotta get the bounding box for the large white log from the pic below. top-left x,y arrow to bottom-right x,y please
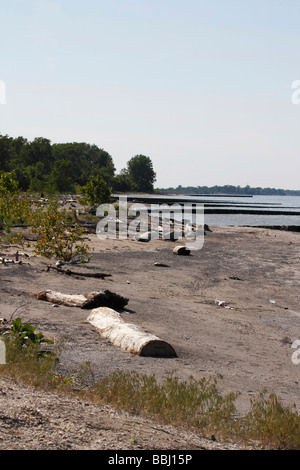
87,307 -> 177,357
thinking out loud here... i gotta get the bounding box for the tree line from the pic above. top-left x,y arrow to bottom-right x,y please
158,184 -> 300,196
0,133 -> 156,194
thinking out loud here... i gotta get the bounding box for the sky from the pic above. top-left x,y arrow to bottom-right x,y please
1,0 -> 300,190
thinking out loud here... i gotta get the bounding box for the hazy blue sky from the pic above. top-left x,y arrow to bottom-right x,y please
1,0 -> 300,189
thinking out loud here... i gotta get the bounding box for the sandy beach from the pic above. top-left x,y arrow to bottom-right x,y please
1,223 -> 300,449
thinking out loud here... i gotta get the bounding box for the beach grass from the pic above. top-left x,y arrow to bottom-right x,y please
2,331 -> 300,450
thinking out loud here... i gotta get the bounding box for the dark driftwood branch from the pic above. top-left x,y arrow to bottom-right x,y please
32,289 -> 128,310
46,265 -> 112,279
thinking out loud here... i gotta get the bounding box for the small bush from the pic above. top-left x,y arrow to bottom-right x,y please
31,199 -> 92,262
1,318 -> 60,388
81,174 -> 112,212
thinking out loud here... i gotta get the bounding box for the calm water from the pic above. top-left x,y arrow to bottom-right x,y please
130,195 -> 300,227
198,195 -> 300,226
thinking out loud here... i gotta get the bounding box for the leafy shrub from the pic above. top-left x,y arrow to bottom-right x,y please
81,174 -> 112,212
9,317 -> 53,349
31,199 -> 92,262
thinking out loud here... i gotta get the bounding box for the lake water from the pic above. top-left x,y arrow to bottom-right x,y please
197,195 -> 300,226
129,195 -> 300,227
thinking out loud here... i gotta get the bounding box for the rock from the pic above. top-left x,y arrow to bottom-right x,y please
136,231 -> 159,242
136,231 -> 152,242
173,246 -> 190,256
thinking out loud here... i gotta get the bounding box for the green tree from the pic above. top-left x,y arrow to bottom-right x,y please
48,160 -> 75,193
0,134 -> 13,172
81,174 -> 112,212
51,142 -> 115,187
126,154 -> 156,193
0,171 -> 19,195
112,169 -> 132,192
0,171 -> 20,228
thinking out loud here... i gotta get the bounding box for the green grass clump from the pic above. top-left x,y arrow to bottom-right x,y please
2,319 -> 300,449
242,391 -> 300,449
90,371 -> 239,440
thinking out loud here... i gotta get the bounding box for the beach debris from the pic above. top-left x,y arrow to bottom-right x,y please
215,299 -> 226,307
31,289 -> 128,310
134,230 -> 160,242
0,258 -> 14,264
214,299 -> 234,309
229,276 -> 243,281
153,262 -> 170,267
0,257 -> 26,265
173,246 -> 190,256
269,299 -> 276,304
87,307 -> 177,357
14,251 -> 29,261
31,288 -> 176,357
136,231 -> 152,242
46,265 -> 112,279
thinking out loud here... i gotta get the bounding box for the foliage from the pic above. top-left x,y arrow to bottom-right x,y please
91,371 -> 238,439
0,134 -> 116,193
242,391 -> 300,449
31,199 -> 92,262
126,154 -> 156,193
0,133 -> 158,194
157,184 -> 300,196
0,171 -> 19,195
81,174 -> 112,211
9,317 -> 53,349
48,159 -> 75,193
1,319 -> 60,388
0,172 -> 21,230
2,335 -> 300,448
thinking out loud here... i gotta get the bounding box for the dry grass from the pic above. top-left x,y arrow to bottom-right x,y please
2,331 -> 300,449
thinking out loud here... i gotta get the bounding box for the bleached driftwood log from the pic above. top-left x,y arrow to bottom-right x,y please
32,290 -> 128,310
87,307 -> 177,357
32,289 -> 176,357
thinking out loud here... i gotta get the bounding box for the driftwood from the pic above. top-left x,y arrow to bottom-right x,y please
32,289 -> 128,310
31,289 -> 176,357
173,246 -> 190,256
87,307 -> 177,357
46,265 -> 112,279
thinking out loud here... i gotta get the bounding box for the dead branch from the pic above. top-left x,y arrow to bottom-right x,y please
46,265 -> 112,279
